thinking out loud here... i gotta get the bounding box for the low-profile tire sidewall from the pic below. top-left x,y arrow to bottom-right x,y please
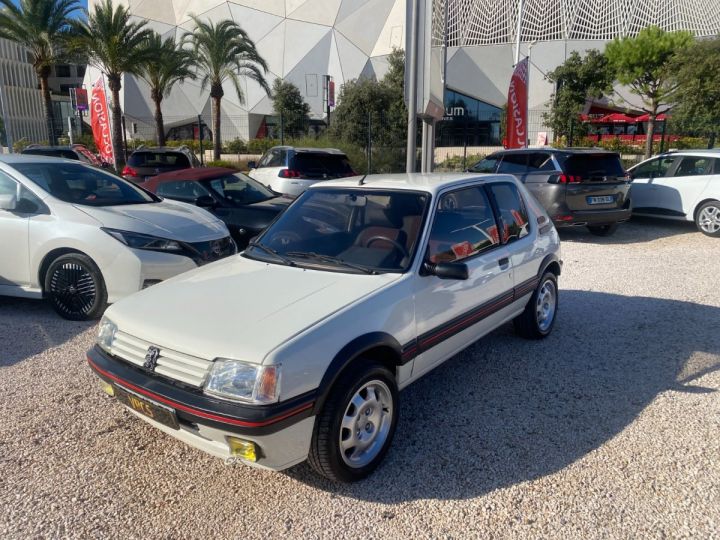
44,253 -> 107,321
313,363 -> 399,482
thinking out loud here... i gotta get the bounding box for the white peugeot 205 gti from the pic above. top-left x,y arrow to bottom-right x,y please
0,155 -> 235,320
88,173 -> 562,482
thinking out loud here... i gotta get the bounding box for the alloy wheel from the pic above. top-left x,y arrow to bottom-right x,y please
339,380 -> 394,468
49,262 -> 97,318
698,205 -> 720,234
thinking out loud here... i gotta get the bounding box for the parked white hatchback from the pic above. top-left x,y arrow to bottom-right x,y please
88,173 -> 562,481
629,149 -> 720,237
0,155 -> 235,319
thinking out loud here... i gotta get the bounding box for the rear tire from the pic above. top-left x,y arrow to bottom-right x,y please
695,201 -> 720,237
587,223 -> 619,236
44,253 -> 107,320
308,361 -> 398,482
514,272 -> 558,340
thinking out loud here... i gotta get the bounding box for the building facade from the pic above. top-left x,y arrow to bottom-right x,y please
0,38 -> 46,148
84,0 -> 720,146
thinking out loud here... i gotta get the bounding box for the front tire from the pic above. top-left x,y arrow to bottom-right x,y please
514,272 -> 558,339
587,223 -> 619,236
44,253 -> 107,320
308,361 -> 398,482
695,201 -> 720,237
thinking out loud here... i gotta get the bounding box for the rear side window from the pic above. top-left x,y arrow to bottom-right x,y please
427,187 -> 500,263
487,183 -> 530,243
497,154 -> 528,174
293,153 -> 354,176
563,154 -> 624,179
527,153 -> 555,172
672,156 -> 712,177
128,152 -> 191,168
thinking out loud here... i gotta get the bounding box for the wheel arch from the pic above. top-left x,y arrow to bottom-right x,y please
38,247 -> 95,294
694,198 -> 720,220
538,253 -> 562,278
313,332 -> 403,415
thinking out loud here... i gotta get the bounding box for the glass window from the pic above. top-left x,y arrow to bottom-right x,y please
257,151 -> 273,168
55,65 -> 71,77
633,157 -> 675,179
128,152 -> 191,168
208,173 -> 274,205
487,183 -> 530,243
427,187 -> 499,263
498,153 -> 528,174
564,154 -> 625,178
0,170 -> 17,196
292,153 -> 354,177
266,150 -> 285,167
247,189 -> 429,273
468,156 -> 499,173
10,162 -> 156,206
156,181 -> 210,201
672,157 -> 712,177
527,153 -> 555,172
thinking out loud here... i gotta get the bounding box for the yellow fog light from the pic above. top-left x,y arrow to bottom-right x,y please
227,437 -> 258,462
99,380 -> 115,397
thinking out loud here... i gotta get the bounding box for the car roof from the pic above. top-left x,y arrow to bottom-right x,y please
21,146 -> 79,152
148,167 -> 237,183
658,149 -> 720,158
130,147 -> 191,153
268,146 -> 345,155
0,154 -> 80,164
316,173 -> 517,195
492,147 -> 617,155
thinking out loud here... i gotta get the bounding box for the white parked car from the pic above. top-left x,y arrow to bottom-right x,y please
628,150 -> 720,237
88,173 -> 562,481
248,146 -> 356,197
0,155 -> 235,320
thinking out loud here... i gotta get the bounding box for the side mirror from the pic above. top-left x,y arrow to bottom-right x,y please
0,193 -> 17,211
422,261 -> 469,280
247,160 -> 257,169
195,195 -> 215,208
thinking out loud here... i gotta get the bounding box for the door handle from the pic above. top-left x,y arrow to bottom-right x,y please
498,257 -> 510,268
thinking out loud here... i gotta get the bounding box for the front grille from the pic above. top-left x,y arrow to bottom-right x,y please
109,331 -> 212,387
182,236 -> 236,265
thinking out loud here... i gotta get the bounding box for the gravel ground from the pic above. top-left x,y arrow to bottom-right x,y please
1,216 -> 719,539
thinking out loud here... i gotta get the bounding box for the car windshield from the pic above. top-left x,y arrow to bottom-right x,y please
245,188 -> 430,273
12,162 -> 157,206
207,173 -> 275,205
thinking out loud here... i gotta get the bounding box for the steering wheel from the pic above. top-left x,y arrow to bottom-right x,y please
268,230 -> 301,247
365,236 -> 409,259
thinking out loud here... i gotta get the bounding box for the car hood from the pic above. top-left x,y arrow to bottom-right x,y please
104,255 -> 400,364
246,196 -> 293,211
76,199 -> 228,241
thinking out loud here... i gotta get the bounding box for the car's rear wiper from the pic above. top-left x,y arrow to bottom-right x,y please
248,242 -> 296,266
286,251 -> 377,274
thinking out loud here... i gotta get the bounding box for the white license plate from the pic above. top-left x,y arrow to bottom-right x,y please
587,195 -> 614,205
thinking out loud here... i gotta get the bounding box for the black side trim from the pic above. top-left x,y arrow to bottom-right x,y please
538,253 -> 562,277
87,346 -> 315,436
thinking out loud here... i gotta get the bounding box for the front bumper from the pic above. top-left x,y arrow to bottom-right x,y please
87,346 -> 316,471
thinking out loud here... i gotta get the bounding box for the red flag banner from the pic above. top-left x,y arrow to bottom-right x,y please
506,58 -> 529,149
90,78 -> 114,164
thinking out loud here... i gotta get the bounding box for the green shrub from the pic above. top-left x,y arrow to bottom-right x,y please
247,138 -> 279,154
223,138 -> 247,154
435,153 -> 486,172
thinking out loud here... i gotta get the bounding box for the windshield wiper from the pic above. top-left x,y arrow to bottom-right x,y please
247,242 -> 296,266
286,251 -> 377,274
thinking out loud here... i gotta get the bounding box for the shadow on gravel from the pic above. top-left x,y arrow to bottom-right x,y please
0,297 -> 93,366
286,290 -> 720,502
559,216 -> 698,245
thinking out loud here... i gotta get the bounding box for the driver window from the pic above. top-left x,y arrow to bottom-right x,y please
427,187 -> 500,263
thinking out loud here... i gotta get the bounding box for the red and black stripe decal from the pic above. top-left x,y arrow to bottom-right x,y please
401,276 -> 540,362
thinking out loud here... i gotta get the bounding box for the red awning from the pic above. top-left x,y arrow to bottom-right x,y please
596,113 -> 637,123
635,113 -> 668,122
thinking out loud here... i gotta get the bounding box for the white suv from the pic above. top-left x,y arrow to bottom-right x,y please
88,173 -> 561,481
0,155 -> 235,319
629,150 -> 720,237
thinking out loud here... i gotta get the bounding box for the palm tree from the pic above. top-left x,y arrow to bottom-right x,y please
188,16 -> 269,160
71,0 -> 152,169
0,0 -> 81,145
139,33 -> 196,146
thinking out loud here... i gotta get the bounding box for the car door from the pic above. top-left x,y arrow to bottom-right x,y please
412,184 -> 514,379
0,170 -> 31,292
485,181 -> 537,292
629,156 -> 677,213
654,156 -> 714,217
